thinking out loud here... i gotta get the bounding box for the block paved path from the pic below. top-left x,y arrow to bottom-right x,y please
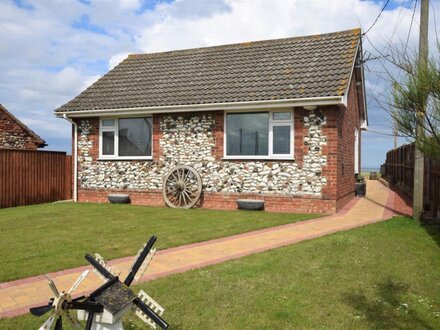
0,180 -> 407,318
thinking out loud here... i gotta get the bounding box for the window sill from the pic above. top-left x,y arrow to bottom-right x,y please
222,156 -> 295,161
98,157 -> 153,161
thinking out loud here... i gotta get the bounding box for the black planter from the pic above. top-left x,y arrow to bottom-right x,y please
108,194 -> 130,204
355,182 -> 366,196
237,199 -> 265,211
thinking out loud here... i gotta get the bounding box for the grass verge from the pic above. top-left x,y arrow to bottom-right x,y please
0,202 -> 319,282
2,216 -> 440,329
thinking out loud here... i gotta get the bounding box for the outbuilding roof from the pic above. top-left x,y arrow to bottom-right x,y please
55,28 -> 362,113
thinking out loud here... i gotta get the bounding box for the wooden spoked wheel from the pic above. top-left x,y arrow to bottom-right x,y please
162,165 -> 202,209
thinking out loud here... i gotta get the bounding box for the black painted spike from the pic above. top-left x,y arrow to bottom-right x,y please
133,297 -> 168,329
72,295 -> 85,302
85,311 -> 94,330
124,235 -> 157,287
29,303 -> 53,317
55,316 -> 62,330
69,301 -> 103,313
85,254 -> 114,280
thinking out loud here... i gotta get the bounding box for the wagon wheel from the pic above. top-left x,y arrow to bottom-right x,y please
162,165 -> 202,209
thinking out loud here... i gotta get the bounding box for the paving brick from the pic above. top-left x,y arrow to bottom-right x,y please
0,181 -> 403,319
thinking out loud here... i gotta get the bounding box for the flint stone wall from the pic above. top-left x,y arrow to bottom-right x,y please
0,112 -> 40,150
78,111 -> 328,196
0,131 -> 35,149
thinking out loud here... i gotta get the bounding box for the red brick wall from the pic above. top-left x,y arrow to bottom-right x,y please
293,108 -> 307,166
78,188 -> 337,214
213,111 -> 224,160
318,106 -> 339,200
86,118 -> 100,160
153,115 -> 162,161
336,73 -> 361,205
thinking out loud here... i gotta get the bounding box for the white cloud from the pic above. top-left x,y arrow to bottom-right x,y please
20,117 -> 69,136
51,67 -> 89,94
136,0 -> 426,54
82,74 -> 101,90
119,0 -> 141,11
19,89 -> 43,102
0,0 -> 439,163
109,52 -> 131,70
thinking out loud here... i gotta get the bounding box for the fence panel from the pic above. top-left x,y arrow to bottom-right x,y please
0,149 -> 72,208
383,143 -> 439,216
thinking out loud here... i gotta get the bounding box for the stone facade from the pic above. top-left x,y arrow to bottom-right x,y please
77,110 -> 328,197
0,105 -> 44,150
0,131 -> 35,149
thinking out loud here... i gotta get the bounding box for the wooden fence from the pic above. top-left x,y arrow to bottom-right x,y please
0,149 -> 72,208
384,143 -> 440,217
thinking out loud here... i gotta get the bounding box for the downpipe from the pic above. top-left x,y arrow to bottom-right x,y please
62,114 -> 78,202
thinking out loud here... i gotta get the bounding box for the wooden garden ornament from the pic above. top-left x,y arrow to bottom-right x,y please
30,236 -> 168,330
162,165 -> 202,208
30,270 -> 103,330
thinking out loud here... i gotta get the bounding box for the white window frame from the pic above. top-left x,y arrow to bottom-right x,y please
99,116 -> 153,160
223,109 -> 294,160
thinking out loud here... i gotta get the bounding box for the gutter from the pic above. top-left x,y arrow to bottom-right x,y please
62,114 -> 78,202
55,96 -> 344,118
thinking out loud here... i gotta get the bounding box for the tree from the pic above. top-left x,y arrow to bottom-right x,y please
392,50 -> 440,160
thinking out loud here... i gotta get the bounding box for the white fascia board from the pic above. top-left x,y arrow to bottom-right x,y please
55,96 -> 344,118
343,38 -> 368,129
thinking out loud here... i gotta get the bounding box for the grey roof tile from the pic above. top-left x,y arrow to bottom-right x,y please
55,28 -> 361,113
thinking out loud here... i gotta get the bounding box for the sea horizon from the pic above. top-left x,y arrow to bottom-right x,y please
362,167 -> 380,173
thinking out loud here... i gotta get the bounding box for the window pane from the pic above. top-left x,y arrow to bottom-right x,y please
273,126 -> 290,154
273,112 -> 291,120
102,131 -> 115,155
118,117 -> 152,157
226,113 -> 268,156
102,119 -> 115,127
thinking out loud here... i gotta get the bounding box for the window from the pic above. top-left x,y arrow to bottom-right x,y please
99,117 -> 152,159
225,110 -> 293,159
273,112 -> 291,120
226,112 -> 269,156
102,119 -> 115,127
102,131 -> 115,155
273,126 -> 290,154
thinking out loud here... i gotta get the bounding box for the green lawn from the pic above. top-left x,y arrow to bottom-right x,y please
2,216 -> 439,329
0,202 -> 319,282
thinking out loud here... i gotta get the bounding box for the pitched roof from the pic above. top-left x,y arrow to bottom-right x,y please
0,104 -> 46,147
55,28 -> 361,113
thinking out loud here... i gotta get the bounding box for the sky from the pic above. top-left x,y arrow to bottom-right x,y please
1,0 -> 439,168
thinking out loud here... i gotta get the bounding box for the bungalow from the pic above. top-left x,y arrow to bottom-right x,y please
55,28 -> 367,214
0,104 -> 46,150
